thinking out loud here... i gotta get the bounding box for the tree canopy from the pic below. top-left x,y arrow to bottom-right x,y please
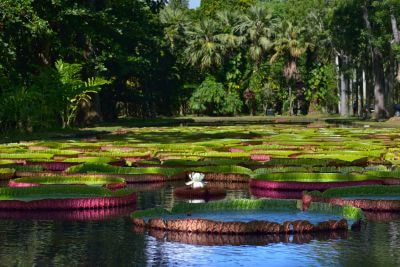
1,0 -> 400,132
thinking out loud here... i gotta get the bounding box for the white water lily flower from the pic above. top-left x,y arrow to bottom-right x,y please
186,172 -> 205,188
189,199 -> 206,204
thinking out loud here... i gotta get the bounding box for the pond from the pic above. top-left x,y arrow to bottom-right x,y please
0,183 -> 399,266
1,123 -> 400,266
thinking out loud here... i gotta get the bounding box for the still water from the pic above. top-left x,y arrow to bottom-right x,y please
0,182 -> 399,267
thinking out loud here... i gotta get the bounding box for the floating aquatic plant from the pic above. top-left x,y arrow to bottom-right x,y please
252,172 -> 377,182
10,175 -> 125,186
131,198 -> 364,221
307,185 -> 400,198
185,172 -> 205,188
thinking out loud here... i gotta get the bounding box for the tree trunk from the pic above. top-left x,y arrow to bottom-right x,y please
340,73 -> 349,116
356,68 -> 361,116
362,3 -> 388,119
349,69 -> 354,115
339,56 -> 349,116
335,56 -> 340,114
38,39 -> 51,66
392,14 -> 400,43
362,69 -> 367,111
372,48 -> 387,118
391,13 -> 400,82
288,86 -> 294,116
386,58 -> 396,115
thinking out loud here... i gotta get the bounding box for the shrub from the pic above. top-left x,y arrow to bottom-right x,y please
189,76 -> 243,115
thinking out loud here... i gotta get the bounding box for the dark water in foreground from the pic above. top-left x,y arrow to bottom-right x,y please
0,183 -> 399,267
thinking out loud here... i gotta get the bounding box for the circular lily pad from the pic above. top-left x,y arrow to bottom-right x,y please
250,173 -> 391,191
303,185 -> 400,211
131,199 -> 363,239
9,175 -> 126,189
0,168 -> 15,180
0,186 -> 136,210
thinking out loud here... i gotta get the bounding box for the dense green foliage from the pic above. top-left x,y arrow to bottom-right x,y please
0,0 -> 176,131
160,0 -> 400,118
1,0 -> 399,132
189,76 -> 243,115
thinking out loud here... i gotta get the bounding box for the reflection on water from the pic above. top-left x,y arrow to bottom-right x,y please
0,218 -> 147,266
365,212 -> 400,222
143,228 -> 349,246
0,181 -> 399,266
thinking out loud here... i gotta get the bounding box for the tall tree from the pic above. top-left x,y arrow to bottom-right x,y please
236,5 -> 275,67
362,1 -> 388,118
184,18 -> 227,71
330,0 -> 365,116
270,21 -> 308,115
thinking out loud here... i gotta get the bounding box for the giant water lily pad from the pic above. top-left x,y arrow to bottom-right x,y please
131,199 -> 363,240
9,175 -> 126,189
250,172 -> 397,191
303,185 -> 400,212
0,168 -> 15,180
0,186 -> 136,210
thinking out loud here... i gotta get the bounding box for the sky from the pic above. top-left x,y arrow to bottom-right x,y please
189,0 -> 201,9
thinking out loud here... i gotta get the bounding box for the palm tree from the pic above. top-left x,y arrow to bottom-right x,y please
160,6 -> 190,53
215,10 -> 244,52
235,5 -> 275,66
184,18 -> 227,71
270,21 -> 309,115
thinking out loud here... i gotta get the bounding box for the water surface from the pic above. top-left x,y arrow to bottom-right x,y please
0,182 -> 399,266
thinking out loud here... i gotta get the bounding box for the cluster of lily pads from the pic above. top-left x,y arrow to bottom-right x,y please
0,124 -> 399,238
